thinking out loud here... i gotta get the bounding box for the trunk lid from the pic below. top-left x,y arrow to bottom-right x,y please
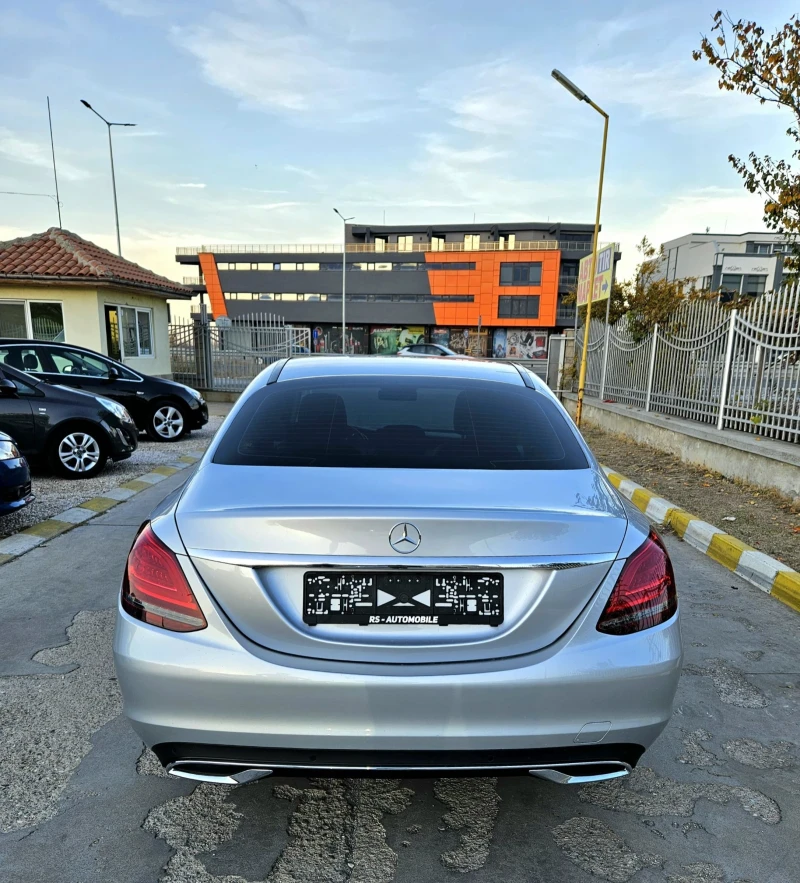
177,465 -> 626,663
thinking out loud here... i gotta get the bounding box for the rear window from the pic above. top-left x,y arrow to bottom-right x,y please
213,376 -> 588,470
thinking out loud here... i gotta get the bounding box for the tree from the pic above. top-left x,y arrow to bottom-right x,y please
693,12 -> 800,264
619,238 -> 699,339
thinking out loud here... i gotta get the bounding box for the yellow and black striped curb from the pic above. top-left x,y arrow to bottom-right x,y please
0,455 -> 202,568
603,465 -> 800,614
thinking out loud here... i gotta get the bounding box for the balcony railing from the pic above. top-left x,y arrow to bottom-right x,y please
176,240 -> 568,256
183,277 -> 205,285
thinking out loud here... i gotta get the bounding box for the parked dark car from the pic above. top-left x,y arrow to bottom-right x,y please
0,430 -> 34,516
0,363 -> 138,478
0,340 -> 208,442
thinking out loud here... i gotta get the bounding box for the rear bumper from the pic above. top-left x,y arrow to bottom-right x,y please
114,578 -> 683,765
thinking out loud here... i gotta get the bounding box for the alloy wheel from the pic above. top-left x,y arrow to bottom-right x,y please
153,405 -> 185,440
58,433 -> 101,474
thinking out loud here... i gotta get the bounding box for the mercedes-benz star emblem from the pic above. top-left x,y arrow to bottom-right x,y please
389,522 -> 422,554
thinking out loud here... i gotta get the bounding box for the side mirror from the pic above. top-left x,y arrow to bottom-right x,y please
0,377 -> 18,397
107,366 -> 121,381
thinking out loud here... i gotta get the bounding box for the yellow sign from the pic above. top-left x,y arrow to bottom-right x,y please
576,244 -> 614,306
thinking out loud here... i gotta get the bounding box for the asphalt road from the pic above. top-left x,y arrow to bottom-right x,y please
1,472 -> 798,883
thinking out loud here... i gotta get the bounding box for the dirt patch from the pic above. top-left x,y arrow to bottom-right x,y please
581,426 -> 800,572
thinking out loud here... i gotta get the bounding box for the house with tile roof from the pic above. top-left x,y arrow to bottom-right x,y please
0,228 -> 191,378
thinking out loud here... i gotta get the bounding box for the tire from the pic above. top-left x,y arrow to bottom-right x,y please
49,427 -> 107,479
147,401 -> 188,442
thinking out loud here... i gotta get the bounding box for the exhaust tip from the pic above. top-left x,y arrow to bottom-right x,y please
528,761 -> 631,785
166,761 -> 273,785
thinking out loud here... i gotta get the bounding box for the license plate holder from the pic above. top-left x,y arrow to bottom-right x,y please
303,572 -> 503,626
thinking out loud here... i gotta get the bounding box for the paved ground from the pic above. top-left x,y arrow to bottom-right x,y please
1,472 -> 798,883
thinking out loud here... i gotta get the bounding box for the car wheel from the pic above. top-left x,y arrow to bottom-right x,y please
147,402 -> 187,442
49,428 -> 107,479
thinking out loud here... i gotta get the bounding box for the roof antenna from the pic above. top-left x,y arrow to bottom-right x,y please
47,97 -> 62,228
383,209 -> 385,224
473,212 -> 476,223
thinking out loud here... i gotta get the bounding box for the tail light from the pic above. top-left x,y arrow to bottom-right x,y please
597,529 -> 677,635
122,524 -> 207,632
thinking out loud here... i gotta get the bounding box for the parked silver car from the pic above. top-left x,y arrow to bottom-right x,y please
114,356 -> 681,785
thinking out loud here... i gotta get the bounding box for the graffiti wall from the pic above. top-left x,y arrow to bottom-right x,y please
493,329 -> 548,359
370,326 -> 426,354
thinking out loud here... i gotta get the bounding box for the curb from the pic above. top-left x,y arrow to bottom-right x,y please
603,466 -> 800,614
0,455 -> 202,568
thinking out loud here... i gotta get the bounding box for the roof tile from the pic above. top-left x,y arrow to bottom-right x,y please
0,228 -> 190,298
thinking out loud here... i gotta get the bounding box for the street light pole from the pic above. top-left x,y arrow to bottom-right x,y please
333,208 -> 354,354
80,100 -> 136,256
551,70 -> 609,429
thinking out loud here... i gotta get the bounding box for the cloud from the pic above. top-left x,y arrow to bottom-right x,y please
284,165 -> 319,179
0,128 -> 89,182
574,60 -> 777,125
171,1 -> 404,122
116,129 -> 164,138
176,182 -> 206,189
420,60 -> 558,136
99,0 -> 165,16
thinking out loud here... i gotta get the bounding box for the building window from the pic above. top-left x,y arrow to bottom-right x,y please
464,234 -> 481,250
431,235 -> 445,251
0,300 -> 65,341
744,274 -> 767,295
397,235 -> 414,251
498,296 -> 540,318
500,263 -> 542,286
753,244 -> 771,255
303,263 -> 320,271
425,262 -> 476,271
772,244 -> 785,254
258,263 -> 274,270
720,273 -> 742,295
119,307 -> 154,357
374,237 -> 386,252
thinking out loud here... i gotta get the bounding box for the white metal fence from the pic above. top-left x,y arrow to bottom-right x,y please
576,285 -> 800,444
169,312 -> 310,392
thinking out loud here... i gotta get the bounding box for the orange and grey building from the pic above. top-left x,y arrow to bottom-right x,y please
176,222 -> 605,358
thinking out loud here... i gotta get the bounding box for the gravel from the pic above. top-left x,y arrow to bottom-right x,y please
581,426 -> 800,572
0,416 -> 223,539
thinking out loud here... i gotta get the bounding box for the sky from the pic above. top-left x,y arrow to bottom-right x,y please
1,0 -> 798,287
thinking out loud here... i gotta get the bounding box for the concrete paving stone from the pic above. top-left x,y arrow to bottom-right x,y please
152,465 -> 180,477
134,472 -> 168,485
20,519 -> 72,540
79,496 -> 120,513
54,506 -> 98,524
120,478 -> 155,492
0,531 -> 46,556
100,486 -> 139,502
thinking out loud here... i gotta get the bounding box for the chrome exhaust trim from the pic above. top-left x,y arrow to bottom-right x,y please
167,760 -> 273,785
528,761 -> 631,785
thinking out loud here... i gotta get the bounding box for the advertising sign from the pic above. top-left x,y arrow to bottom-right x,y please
576,243 -> 615,306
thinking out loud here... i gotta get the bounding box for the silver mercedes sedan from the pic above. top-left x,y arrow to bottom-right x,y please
114,356 -> 682,785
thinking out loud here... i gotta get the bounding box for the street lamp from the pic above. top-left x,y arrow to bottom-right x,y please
333,207 -> 354,354
551,69 -> 609,428
80,99 -> 136,256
